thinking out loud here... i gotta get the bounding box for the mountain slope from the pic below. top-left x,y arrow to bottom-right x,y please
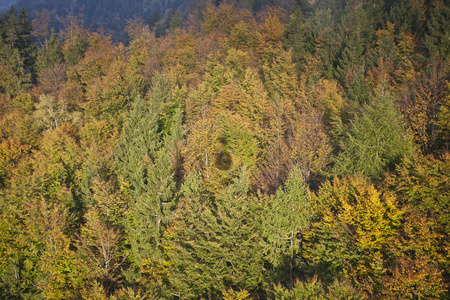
14,0 -> 188,40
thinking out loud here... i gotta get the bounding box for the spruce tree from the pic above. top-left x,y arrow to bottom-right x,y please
116,75 -> 182,265
36,29 -> 64,75
168,168 -> 265,299
333,93 -> 410,181
283,7 -> 313,74
115,95 -> 163,263
262,166 -> 313,287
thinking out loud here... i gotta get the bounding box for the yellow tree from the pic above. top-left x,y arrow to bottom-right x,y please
305,176 -> 402,297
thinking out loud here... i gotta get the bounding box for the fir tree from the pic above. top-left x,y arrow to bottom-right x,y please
36,29 -> 64,75
116,75 -> 182,265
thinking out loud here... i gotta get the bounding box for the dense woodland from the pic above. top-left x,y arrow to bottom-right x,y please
14,0 -> 191,41
0,0 -> 450,298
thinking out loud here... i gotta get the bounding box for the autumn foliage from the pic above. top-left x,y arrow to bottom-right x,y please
0,0 -> 450,299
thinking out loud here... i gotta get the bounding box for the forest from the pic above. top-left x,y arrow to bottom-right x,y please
13,0 -> 192,41
0,0 -> 449,298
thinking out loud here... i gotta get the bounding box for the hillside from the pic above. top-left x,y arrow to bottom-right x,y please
15,0 -> 189,40
0,0 -> 16,12
0,0 -> 450,299
14,0 -> 285,41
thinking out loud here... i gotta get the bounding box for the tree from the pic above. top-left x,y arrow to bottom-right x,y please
400,56 -> 448,153
116,77 -> 182,266
33,94 -> 81,130
271,277 -> 366,300
305,176 -> 402,297
383,152 -> 450,299
262,166 -> 313,287
167,168 -> 265,299
0,39 -> 31,96
333,92 -> 411,181
283,7 -> 314,74
35,29 -> 64,76
0,6 -> 35,71
78,208 -> 124,296
115,95 -> 161,263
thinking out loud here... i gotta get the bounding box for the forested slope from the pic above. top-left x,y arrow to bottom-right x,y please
0,0 -> 450,299
14,0 -> 281,41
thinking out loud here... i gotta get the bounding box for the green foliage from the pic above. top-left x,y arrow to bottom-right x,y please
0,2 -> 449,298
36,29 -> 64,75
168,169 -> 265,299
271,277 -> 366,300
115,78 -> 183,267
0,6 -> 35,71
333,93 -> 411,181
262,166 -> 313,285
283,8 -> 313,74
0,39 -> 31,96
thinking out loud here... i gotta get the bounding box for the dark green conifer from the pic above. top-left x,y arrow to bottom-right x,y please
168,168 -> 265,299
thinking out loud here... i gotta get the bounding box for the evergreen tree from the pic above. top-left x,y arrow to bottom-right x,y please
115,96 -> 162,263
0,39 -> 31,96
0,6 -> 35,71
116,75 -> 182,265
36,29 -> 64,75
333,92 -> 410,181
168,168 -> 265,299
283,7 -> 313,74
262,166 -> 313,287
423,0 -> 450,59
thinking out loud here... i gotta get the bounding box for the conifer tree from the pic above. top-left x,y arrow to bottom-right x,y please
116,75 -> 182,265
0,40 -> 31,96
36,29 -> 64,75
283,7 -> 313,74
333,93 -> 410,181
0,6 -> 35,71
115,95 -> 161,262
168,168 -> 265,299
262,166 -> 313,287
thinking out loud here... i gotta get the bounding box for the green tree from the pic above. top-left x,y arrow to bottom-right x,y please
115,95 -> 161,263
168,168 -> 265,299
283,7 -> 314,74
35,29 -> 64,75
333,93 -> 410,181
262,166 -> 313,287
0,39 -> 31,96
0,6 -> 35,71
116,75 -> 183,267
